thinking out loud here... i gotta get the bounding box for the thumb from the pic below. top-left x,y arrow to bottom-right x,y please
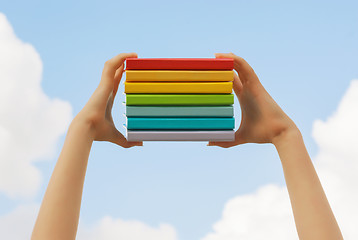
207,130 -> 246,148
207,141 -> 236,148
110,128 -> 143,148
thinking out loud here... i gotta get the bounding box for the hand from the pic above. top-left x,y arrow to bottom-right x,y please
208,53 -> 298,148
74,53 -> 142,148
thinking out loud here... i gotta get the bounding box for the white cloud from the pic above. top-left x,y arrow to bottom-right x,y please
202,185 -> 297,240
202,79 -> 358,240
0,13 -> 72,198
77,217 -> 177,240
0,13 -> 177,240
0,204 -> 39,240
312,80 -> 358,239
0,206 -> 177,240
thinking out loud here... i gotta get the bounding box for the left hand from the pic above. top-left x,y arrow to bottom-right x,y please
75,53 -> 143,148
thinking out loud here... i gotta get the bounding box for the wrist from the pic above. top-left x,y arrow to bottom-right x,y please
272,125 -> 302,148
68,115 -> 96,141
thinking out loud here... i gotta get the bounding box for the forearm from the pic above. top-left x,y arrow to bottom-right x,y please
32,118 -> 94,240
273,129 -> 342,239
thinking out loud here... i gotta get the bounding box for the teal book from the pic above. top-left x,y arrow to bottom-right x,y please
126,94 -> 234,106
125,106 -> 234,117
126,117 -> 235,130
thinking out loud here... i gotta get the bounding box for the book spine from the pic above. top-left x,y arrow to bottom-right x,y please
124,82 -> 233,94
125,70 -> 234,82
126,58 -> 234,70
125,94 -> 234,106
126,130 -> 235,141
125,106 -> 234,117
126,117 -> 235,130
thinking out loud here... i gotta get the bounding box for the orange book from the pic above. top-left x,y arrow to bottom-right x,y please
126,70 -> 233,82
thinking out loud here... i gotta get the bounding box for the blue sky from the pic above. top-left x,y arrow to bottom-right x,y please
1,0 -> 357,239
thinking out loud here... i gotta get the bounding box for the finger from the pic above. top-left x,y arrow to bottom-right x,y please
215,53 -> 259,85
113,64 -> 125,98
104,93 -> 115,119
109,128 -> 143,148
207,141 -> 236,148
207,128 -> 247,147
214,53 -> 243,94
233,72 -> 243,95
114,64 -> 124,83
101,52 -> 138,90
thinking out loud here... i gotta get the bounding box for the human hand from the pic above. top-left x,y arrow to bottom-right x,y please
74,53 -> 142,148
208,53 -> 298,148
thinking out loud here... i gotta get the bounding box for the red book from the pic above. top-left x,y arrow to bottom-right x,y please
126,58 -> 234,70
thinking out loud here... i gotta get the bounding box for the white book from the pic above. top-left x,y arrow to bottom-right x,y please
126,130 -> 235,142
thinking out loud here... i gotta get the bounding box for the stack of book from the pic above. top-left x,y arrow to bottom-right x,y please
124,58 -> 235,141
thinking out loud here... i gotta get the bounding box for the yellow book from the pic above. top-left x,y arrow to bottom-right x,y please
125,70 -> 233,82
124,82 -> 233,93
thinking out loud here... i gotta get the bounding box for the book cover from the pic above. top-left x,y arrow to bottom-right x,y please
126,130 -> 235,141
124,82 -> 233,94
125,94 -> 234,106
125,106 -> 234,117
126,117 -> 235,130
126,58 -> 234,70
125,70 -> 233,82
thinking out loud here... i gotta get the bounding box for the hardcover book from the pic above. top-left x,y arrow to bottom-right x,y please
125,70 -> 233,82
125,94 -> 234,106
124,82 -> 233,94
126,58 -> 234,70
126,130 -> 235,141
126,117 -> 235,130
125,106 -> 234,117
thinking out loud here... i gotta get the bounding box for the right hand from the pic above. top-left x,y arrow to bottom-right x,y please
208,53 -> 298,148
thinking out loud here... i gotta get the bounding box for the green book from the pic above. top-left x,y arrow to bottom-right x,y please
126,94 -> 234,106
126,117 -> 235,130
125,106 -> 234,117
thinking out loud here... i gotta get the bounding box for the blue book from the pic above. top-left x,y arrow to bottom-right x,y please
126,117 -> 235,130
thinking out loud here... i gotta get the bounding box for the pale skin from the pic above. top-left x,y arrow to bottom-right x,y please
31,53 -> 343,239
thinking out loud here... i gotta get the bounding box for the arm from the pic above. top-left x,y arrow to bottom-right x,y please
209,53 -> 342,239
273,130 -> 342,239
31,53 -> 142,240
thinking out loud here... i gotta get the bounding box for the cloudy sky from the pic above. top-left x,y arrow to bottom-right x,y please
0,1 -> 357,239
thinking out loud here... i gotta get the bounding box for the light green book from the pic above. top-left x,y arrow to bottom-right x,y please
126,94 -> 234,106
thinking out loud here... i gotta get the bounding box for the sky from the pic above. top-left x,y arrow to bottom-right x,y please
0,0 -> 357,239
